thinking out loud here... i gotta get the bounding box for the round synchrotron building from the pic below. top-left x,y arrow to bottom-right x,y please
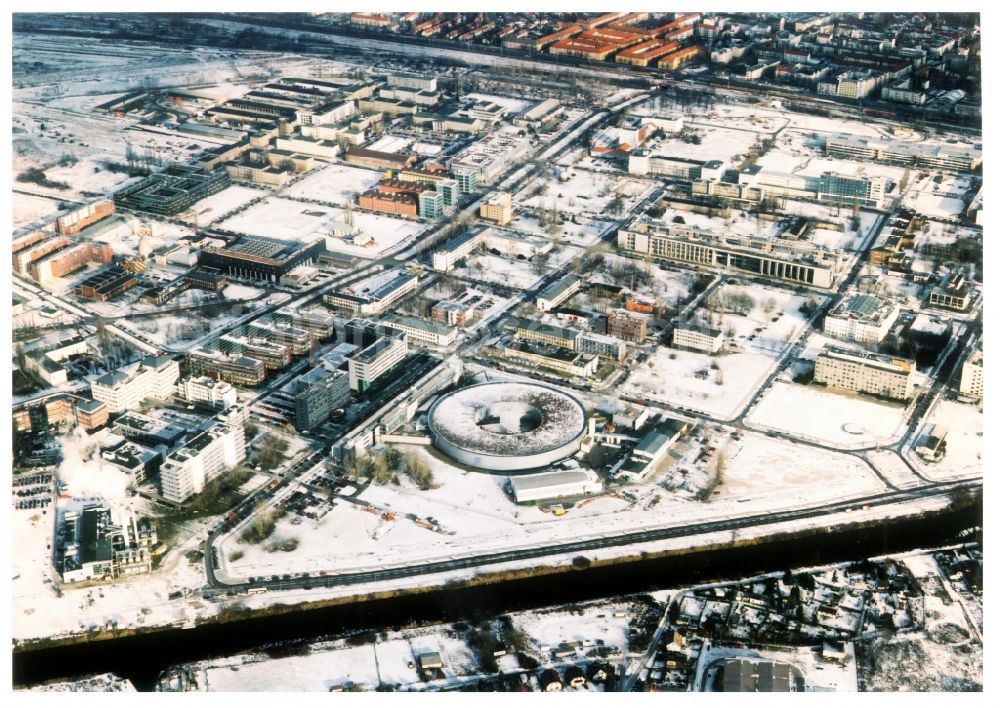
427,382 -> 587,472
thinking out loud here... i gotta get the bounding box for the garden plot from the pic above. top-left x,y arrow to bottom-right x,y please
12,193 -> 62,228
643,125 -> 760,166
589,254 -> 697,310
902,173 -> 976,219
179,184 -> 267,226
284,162 -> 384,204
507,211 -> 613,246
451,253 -> 544,290
517,169 -> 657,218
910,399 -> 982,481
747,382 -> 909,448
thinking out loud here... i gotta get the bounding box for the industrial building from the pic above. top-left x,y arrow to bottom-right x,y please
75,266 -> 138,302
508,468 -> 603,504
289,366 -> 351,431
618,216 -> 845,289
348,331 -> 408,393
60,504 -> 157,583
91,355 -> 180,413
813,345 -> 915,401
823,293 -> 901,346
615,417 -> 689,481
175,375 -> 238,410
113,164 -> 231,216
512,98 -> 564,130
199,236 -> 324,283
324,269 -> 419,316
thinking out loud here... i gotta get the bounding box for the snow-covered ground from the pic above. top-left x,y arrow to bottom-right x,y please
451,253 -> 543,290
622,286 -> 812,419
908,399 -> 982,481
218,196 -> 425,257
746,382 -> 909,449
507,211 -> 613,246
12,192 -> 62,228
516,169 -> 657,218
643,125 -> 759,167
178,184 -> 267,226
284,163 -> 385,205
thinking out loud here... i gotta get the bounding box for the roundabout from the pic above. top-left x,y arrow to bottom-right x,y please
427,382 -> 587,472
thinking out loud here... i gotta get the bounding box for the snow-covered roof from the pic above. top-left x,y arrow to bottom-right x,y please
428,382 -> 586,458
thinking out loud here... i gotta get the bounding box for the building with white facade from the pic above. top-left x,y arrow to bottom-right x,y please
448,135 -> 530,193
381,312 -> 457,348
536,274 -> 581,312
431,227 -> 552,272
91,355 -> 180,414
813,345 -> 915,401
176,375 -> 238,410
672,321 -> 724,353
158,406 -> 247,503
618,216 -> 845,289
323,269 -> 419,316
60,504 -> 157,583
959,348 -> 983,402
348,331 -> 408,393
825,133 -> 982,171
823,293 -> 901,346
508,468 -> 603,504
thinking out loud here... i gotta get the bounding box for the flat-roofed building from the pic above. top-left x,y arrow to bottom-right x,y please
928,273 -> 972,311
502,339 -> 598,378
159,412 -> 247,503
959,348 -> 983,402
113,164 -> 231,216
176,375 -> 238,410
825,132 -> 982,172
448,135 -> 530,193
431,300 -> 476,326
513,98 -> 564,129
480,191 -> 513,225
618,216 -> 844,289
607,311 -> 647,343
381,312 -> 457,348
91,355 -> 180,413
508,468 -> 602,503
61,505 -> 157,583
290,366 -> 350,431
348,331 -> 408,393
672,321 -> 724,353
186,348 -> 266,386
579,332 -> 626,361
431,227 -> 552,272
507,316 -> 582,350
537,274 -> 581,312
324,269 -> 418,316
814,345 -> 915,401
75,398 -> 109,431
721,659 -> 801,692
823,293 -> 900,345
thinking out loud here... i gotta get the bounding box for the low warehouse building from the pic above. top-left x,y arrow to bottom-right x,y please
508,468 -> 603,504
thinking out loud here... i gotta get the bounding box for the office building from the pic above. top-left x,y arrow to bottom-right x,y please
290,366 -> 351,431
324,269 -> 419,316
928,274 -> 972,311
823,293 -> 900,346
480,191 -> 513,225
814,345 -> 915,401
186,348 -> 267,386
507,316 -> 582,350
825,133 -> 982,172
618,216 -> 844,289
607,311 -> 647,343
431,300 -> 476,327
381,312 -> 457,348
348,331 -> 408,393
672,321 -> 724,353
159,408 -> 247,503
958,348 -> 983,402
501,339 -> 598,378
199,236 -> 324,283
91,355 -> 180,414
176,375 -> 238,410
113,164 -> 231,216
448,135 -> 530,193
579,332 -> 627,361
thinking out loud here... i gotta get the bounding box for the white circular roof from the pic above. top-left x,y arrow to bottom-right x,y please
428,382 -> 587,459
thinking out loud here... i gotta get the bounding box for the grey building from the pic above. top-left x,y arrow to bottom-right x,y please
291,366 -> 351,431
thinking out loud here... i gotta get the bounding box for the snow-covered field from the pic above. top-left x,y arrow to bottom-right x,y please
451,253 -> 543,290
621,286 -> 812,418
284,163 -> 385,205
644,125 -> 759,166
507,211 -> 613,246
12,192 -> 62,228
747,382 -> 909,448
909,399 -> 982,481
179,185 -> 267,226
218,196 -> 425,256
516,169 -> 657,217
